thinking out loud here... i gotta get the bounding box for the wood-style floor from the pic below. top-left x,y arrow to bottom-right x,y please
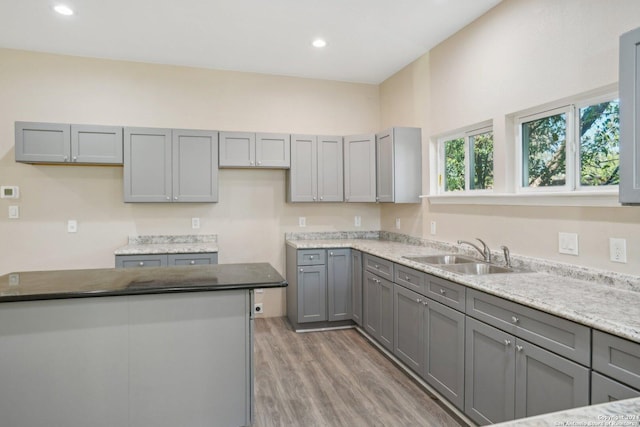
254,317 -> 465,427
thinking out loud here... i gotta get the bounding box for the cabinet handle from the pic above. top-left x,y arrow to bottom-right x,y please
309,256 -> 314,260
174,196 -> 178,200
375,197 -> 379,201
329,252 -> 333,256
257,161 -> 262,166
416,298 -> 422,303
166,196 -> 170,200
516,345 -> 524,352
440,289 -> 446,295
422,301 -> 428,306
63,156 -> 68,162
250,161 -> 254,165
139,262 -> 144,266
405,275 -> 410,281
189,260 -> 195,265
504,339 -> 511,346
511,316 -> 519,323
299,268 -> 304,272
313,197 -> 316,201
72,156 -> 77,162
320,196 -> 323,201
375,264 -> 379,268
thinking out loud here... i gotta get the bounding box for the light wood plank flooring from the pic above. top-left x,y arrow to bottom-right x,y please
254,317 -> 465,427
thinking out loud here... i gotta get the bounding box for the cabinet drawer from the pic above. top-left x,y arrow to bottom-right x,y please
116,254 -> 167,268
168,253 -> 218,266
466,289 -> 590,366
425,275 -> 465,312
592,372 -> 640,404
297,249 -> 326,265
394,264 -> 425,294
364,254 -> 394,281
593,330 -> 640,390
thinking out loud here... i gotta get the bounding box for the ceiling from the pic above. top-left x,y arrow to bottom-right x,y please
0,0 -> 501,84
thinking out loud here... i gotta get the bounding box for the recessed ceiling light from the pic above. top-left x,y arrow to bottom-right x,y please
312,39 -> 327,48
53,4 -> 74,16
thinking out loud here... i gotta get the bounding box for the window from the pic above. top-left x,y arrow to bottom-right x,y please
517,96 -> 619,192
437,125 -> 494,193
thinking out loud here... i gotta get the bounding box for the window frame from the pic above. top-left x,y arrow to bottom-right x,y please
436,123 -> 494,195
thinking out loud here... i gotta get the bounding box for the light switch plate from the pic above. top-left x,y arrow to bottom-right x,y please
191,217 -> 200,229
430,221 -> 437,235
558,232 -> 578,255
8,205 -> 19,219
299,217 -> 306,227
354,216 -> 361,227
609,238 -> 627,263
395,218 -> 401,230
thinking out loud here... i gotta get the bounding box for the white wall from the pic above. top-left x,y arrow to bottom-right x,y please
0,48 -> 382,315
380,0 -> 640,275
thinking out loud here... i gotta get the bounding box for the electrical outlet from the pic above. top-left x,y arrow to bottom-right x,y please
299,217 -> 306,227
395,218 -> 401,230
254,303 -> 264,314
191,217 -> 200,229
609,238 -> 627,263
67,220 -> 78,233
8,205 -> 19,219
354,216 -> 361,227
430,221 -> 436,235
558,232 -> 578,255
8,274 -> 19,286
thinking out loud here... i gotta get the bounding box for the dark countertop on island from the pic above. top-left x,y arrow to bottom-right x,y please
0,263 -> 287,303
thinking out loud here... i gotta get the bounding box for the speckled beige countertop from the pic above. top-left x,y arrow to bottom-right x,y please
493,397 -> 640,426
114,235 -> 218,255
286,232 -> 640,344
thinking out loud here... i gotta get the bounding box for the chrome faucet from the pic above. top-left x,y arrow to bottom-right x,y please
501,245 -> 512,268
457,238 -> 492,263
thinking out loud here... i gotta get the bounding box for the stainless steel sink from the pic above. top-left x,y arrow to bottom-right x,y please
439,262 -> 518,275
403,254 -> 477,265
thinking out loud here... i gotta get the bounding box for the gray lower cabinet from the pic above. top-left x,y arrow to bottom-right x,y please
124,127 -> 219,203
465,317 -> 589,425
286,247 -> 352,328
375,127 -> 422,203
15,122 -> 123,165
288,134 -> 343,202
393,284 -> 423,373
363,271 -> 394,352
219,131 -> 290,168
591,372 -> 640,404
351,250 -> 363,326
116,253 -> 218,268
592,330 -> 640,391
619,26 -> 640,204
343,133 -> 376,202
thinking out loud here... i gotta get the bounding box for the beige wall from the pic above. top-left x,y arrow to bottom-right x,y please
380,0 -> 640,275
0,48 -> 382,315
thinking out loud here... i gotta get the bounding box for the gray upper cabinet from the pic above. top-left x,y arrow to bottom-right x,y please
219,131 -> 290,168
619,26 -> 640,204
343,134 -> 376,202
288,134 -> 343,202
375,127 -> 422,203
16,122 -> 123,165
124,127 -> 218,203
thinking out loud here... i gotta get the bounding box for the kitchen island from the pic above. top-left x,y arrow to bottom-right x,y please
0,263 -> 286,427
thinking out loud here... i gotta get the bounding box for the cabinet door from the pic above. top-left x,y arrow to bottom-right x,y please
514,339 -> 589,419
619,26 -> 640,204
424,299 -> 465,410
168,253 -> 218,266
363,272 -> 381,337
343,134 -> 376,202
317,135 -> 344,202
465,317 -> 515,425
297,265 -> 327,323
124,127 -> 172,202
71,124 -> 123,164
15,122 -> 70,163
172,130 -> 219,202
379,277 -> 394,352
256,133 -> 290,168
289,135 -> 317,202
327,249 -> 351,321
115,254 -> 167,268
591,372 -> 640,404
351,250 -> 363,326
219,132 -> 255,167
393,284 -> 423,373
376,130 -> 394,202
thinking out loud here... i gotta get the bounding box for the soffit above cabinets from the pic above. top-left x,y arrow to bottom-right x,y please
0,0 -> 501,84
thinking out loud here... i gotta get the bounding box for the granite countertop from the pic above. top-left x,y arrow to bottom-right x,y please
492,397 -> 640,426
286,234 -> 640,344
114,234 -> 218,255
0,263 -> 286,303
